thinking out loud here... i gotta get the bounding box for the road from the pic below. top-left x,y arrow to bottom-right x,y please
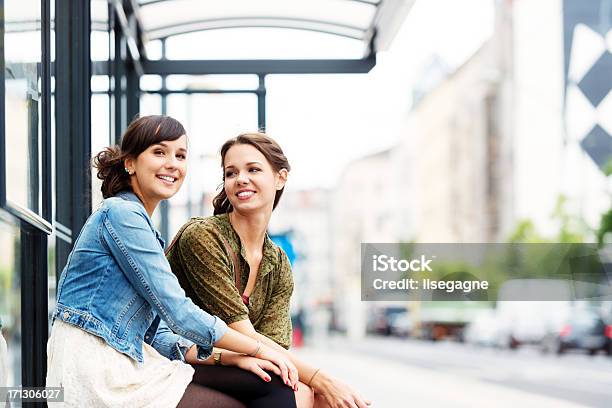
294,335 -> 612,408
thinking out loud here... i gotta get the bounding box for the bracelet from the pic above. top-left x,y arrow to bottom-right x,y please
306,368 -> 321,387
249,340 -> 262,357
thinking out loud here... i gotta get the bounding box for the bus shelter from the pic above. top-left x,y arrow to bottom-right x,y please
0,0 -> 413,391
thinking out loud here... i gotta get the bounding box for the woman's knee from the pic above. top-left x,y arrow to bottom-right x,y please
263,371 -> 293,393
228,371 -> 294,408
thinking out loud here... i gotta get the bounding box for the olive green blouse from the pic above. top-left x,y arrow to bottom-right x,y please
166,213 -> 293,349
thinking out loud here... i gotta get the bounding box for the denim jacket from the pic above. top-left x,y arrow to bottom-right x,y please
53,191 -> 227,363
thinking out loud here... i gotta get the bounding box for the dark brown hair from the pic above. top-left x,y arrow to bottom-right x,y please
92,115 -> 186,198
212,132 -> 291,215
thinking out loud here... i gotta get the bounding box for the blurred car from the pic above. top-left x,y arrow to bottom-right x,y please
367,306 -> 408,336
388,312 -> 413,338
463,310 -> 500,347
495,280 -> 572,349
542,309 -> 612,355
494,301 -> 571,349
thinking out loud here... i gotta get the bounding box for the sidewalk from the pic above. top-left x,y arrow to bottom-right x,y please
294,344 -> 588,408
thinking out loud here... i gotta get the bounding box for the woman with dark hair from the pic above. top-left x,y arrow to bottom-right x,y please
46,116 -> 298,408
167,132 -> 371,408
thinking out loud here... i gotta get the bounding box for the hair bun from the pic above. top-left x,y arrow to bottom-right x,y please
93,146 -> 122,178
92,145 -> 130,198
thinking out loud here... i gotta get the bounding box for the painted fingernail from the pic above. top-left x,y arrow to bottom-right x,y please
265,377 -> 271,382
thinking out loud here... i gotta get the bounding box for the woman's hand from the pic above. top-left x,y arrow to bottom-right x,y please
212,327 -> 297,388
223,353 -> 281,382
256,344 -> 299,390
312,371 -> 371,408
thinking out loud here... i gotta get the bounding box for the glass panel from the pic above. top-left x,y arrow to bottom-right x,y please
144,39 -> 162,60
91,0 -> 110,32
140,74 -> 162,91
139,93 -> 162,115
91,94 -> 111,209
90,0 -> 111,210
90,0 -> 110,81
0,220 -> 21,387
165,93 -> 258,235
109,11 -> 116,142
91,75 -> 110,93
165,75 -> 258,91
91,30 -> 110,61
138,0 -> 375,37
138,0 -> 374,59
165,28 -> 364,60
48,232 -> 57,332
4,0 -> 42,214
50,0 -> 55,214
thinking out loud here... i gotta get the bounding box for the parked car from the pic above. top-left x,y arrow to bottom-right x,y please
463,310 -> 500,347
542,309 -> 612,355
367,306 -> 408,336
494,300 -> 571,349
388,311 -> 413,338
495,280 -> 573,349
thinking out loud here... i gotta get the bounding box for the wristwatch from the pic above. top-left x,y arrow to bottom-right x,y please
213,349 -> 222,366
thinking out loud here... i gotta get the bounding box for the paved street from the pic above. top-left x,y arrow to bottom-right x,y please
294,336 -> 612,408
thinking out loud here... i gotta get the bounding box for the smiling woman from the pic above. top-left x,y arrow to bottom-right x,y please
167,132 -> 371,408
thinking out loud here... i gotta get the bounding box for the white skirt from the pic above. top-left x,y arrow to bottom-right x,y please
46,320 -> 194,407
